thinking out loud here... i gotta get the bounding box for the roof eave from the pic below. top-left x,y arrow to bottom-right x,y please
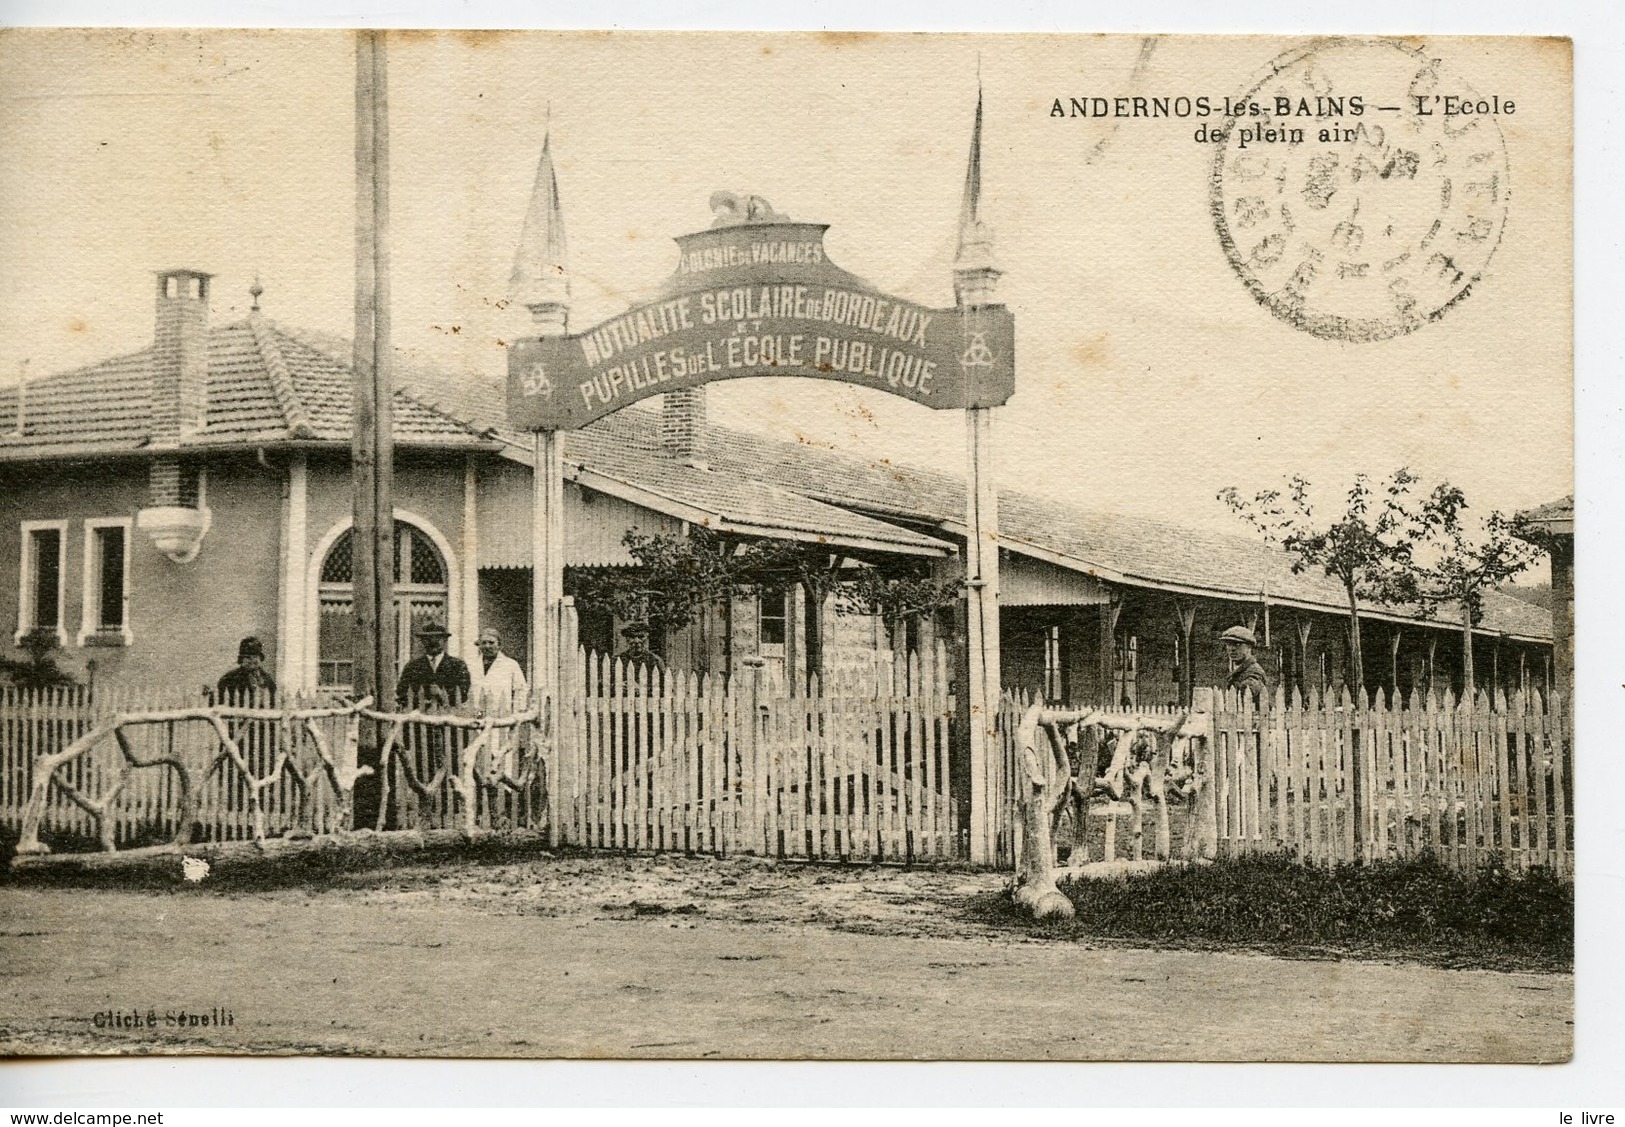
571,465 -> 950,557
934,519 -> 1551,644
0,434 -> 504,464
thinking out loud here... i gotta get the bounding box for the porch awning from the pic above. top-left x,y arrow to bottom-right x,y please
1001,551 -> 1110,606
478,455 -> 954,570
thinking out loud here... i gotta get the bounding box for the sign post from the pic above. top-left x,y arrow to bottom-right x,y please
509,131 -> 573,778
532,426 -> 564,752
955,87 -> 1004,866
963,404 -> 1000,864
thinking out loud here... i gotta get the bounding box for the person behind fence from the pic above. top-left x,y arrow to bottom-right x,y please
471,627 -> 528,717
395,621 -> 471,711
1220,625 -> 1269,706
216,636 -> 276,704
472,627 -> 529,786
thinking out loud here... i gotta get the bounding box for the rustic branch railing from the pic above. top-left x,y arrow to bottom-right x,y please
9,694 -> 554,860
15,698 -> 373,858
1010,693 -> 1216,920
363,704 -> 548,838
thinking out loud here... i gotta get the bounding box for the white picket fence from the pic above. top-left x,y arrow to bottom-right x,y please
548,645 -> 959,862
1209,685 -> 1574,875
3,644 -> 961,863
4,669 -> 1572,878
994,684 -> 1574,877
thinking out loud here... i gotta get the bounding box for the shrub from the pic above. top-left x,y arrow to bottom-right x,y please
0,628 -> 78,689
1038,853 -> 1570,971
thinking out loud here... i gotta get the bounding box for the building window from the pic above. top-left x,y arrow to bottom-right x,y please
80,518 -> 132,645
317,520 -> 449,688
1043,624 -> 1063,702
17,520 -> 68,645
758,588 -> 788,658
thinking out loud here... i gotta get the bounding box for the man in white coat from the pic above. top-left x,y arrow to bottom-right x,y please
472,627 -> 530,784
473,627 -> 529,717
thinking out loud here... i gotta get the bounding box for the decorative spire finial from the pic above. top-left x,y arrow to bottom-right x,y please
249,275 -> 264,312
509,124 -> 571,334
953,82 -> 1001,307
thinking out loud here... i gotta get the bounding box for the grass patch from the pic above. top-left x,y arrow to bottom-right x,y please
971,854 -> 1572,974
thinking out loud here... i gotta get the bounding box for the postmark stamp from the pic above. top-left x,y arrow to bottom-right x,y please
1210,38 -> 1512,342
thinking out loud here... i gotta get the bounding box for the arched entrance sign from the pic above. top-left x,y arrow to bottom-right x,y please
506,166 -> 1013,865
507,219 -> 1015,430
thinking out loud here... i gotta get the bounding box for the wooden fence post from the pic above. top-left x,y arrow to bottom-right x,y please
742,657 -> 766,856
1349,686 -> 1368,863
1192,686 -> 1218,859
549,598 -> 580,849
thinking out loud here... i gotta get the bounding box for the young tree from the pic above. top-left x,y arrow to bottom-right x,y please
1403,483 -> 1546,700
743,540 -> 962,683
1219,469 -> 1421,694
573,528 -> 961,685
571,527 -> 740,661
835,564 -> 965,637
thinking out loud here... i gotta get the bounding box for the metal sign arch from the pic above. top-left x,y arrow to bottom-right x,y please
507,220 -> 1014,430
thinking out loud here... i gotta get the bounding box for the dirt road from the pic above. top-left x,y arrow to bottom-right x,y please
0,855 -> 1571,1061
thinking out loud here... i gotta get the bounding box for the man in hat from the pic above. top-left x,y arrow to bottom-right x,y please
1220,625 -> 1270,707
395,621 -> 471,711
216,636 -> 277,704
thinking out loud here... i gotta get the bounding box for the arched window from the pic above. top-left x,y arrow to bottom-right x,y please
317,520 -> 449,688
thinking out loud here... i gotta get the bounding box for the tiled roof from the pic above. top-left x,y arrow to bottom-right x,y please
0,317 -> 486,457
1517,494 -> 1574,532
567,431 -> 948,553
274,324 -> 509,442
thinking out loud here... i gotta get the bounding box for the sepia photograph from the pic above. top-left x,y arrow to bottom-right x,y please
0,25 -> 1584,1078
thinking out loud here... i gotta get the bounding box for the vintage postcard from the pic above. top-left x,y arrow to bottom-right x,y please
0,30 -> 1573,1064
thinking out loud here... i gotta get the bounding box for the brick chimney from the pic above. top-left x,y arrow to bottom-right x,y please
661,386 -> 707,466
151,269 -> 212,441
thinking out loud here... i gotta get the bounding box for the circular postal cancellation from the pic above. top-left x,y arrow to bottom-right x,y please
1209,38 -> 1511,342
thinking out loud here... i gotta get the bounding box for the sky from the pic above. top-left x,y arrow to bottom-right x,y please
0,30 -> 1573,540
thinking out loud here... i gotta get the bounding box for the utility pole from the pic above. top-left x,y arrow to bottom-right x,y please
351,29 -> 395,828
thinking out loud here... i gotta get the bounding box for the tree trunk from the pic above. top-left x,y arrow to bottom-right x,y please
1345,586 -> 1364,696
1460,593 -> 1476,702
1012,699 -> 1074,921
1390,628 -> 1402,699
801,577 -> 824,691
1295,618 -> 1313,702
722,596 -> 734,681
